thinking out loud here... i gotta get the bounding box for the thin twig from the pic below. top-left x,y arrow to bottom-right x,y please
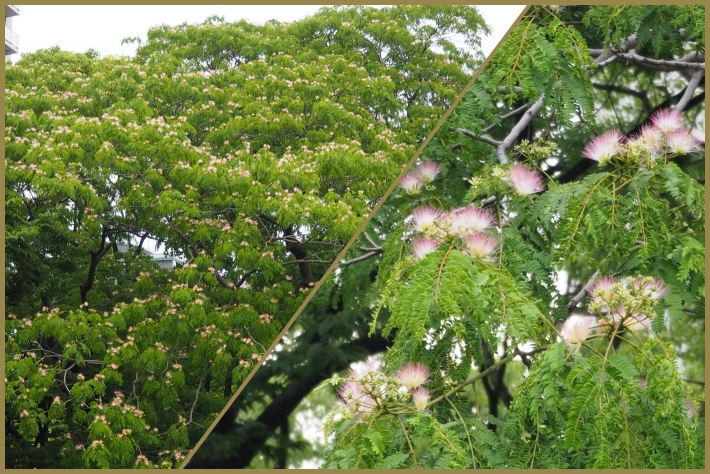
188,377 -> 203,424
427,346 -> 548,406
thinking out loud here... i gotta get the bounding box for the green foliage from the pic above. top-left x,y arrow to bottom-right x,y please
4,5 -> 487,469
320,5 -> 704,469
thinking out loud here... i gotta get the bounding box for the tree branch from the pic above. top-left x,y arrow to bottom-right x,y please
566,270 -> 600,313
456,127 -> 502,148
496,96 -> 545,164
483,103 -> 530,133
676,68 -> 705,112
427,345 -> 549,407
340,233 -> 384,266
614,51 -> 705,71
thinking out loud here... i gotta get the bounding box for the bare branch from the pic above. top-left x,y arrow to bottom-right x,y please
481,196 -> 497,207
593,82 -> 652,110
676,68 -> 705,112
188,377 -> 203,424
363,232 -> 380,249
566,270 -> 600,312
593,34 -> 638,66
456,128 -> 502,147
341,250 -> 383,266
496,96 -> 545,164
235,269 -> 258,289
614,51 -> 705,71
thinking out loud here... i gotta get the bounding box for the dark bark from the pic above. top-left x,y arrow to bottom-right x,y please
79,231 -> 115,305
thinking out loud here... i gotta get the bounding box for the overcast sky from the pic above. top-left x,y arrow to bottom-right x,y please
10,4 -> 526,60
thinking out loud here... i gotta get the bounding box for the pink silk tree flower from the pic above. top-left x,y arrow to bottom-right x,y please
411,387 -> 430,411
590,276 -> 618,306
448,206 -> 496,235
415,160 -> 440,184
629,125 -> 664,157
411,236 -> 439,259
338,381 -> 377,413
399,173 -> 422,194
651,108 -> 687,134
464,233 -> 498,259
666,130 -> 702,155
614,306 -> 652,333
396,362 -> 429,389
582,129 -> 623,163
411,206 -> 441,233
631,277 -> 669,300
508,163 -> 546,195
560,314 -> 597,348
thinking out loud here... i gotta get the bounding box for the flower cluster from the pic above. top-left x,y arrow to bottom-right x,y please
560,275 -> 668,350
583,108 -> 702,165
408,204 -> 498,260
591,275 -> 667,333
396,362 -> 430,411
336,360 -> 431,416
398,160 -> 441,195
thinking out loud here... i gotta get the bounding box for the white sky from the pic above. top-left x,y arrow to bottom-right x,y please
10,4 -> 525,60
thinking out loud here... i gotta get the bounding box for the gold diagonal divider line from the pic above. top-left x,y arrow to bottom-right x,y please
178,5 -> 532,468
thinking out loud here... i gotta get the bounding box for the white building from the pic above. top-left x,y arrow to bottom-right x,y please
5,4 -> 19,59
116,243 -> 186,270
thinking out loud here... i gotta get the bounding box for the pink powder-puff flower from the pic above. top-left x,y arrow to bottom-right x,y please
411,387 -> 430,411
651,108 -> 686,134
350,358 -> 379,381
464,233 -> 498,259
590,276 -> 618,305
411,206 -> 441,233
396,363 -> 429,389
630,125 -> 664,157
415,160 -> 440,184
666,130 -> 702,155
448,206 -> 496,235
614,306 -> 652,332
582,129 -> 623,163
338,381 -> 376,413
560,314 -> 597,348
411,236 -> 439,259
631,277 -> 668,300
399,173 -> 422,194
508,163 -> 545,195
